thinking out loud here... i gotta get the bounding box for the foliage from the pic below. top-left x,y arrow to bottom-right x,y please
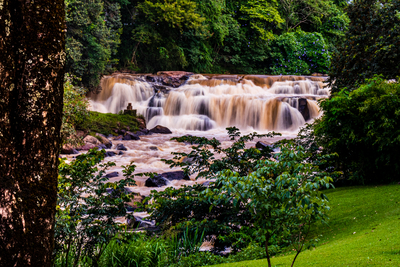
147,128 -> 278,252
147,128 -> 334,266
78,111 -> 140,136
314,76 -> 400,184
329,0 -> 400,93
65,0 -> 122,90
61,74 -> 89,146
54,149 -> 137,267
268,30 -> 330,75
212,141 -> 334,267
100,233 -> 169,267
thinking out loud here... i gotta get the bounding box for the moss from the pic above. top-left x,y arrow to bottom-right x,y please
78,111 -> 140,136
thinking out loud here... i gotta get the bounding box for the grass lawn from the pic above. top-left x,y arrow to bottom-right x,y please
211,185 -> 400,267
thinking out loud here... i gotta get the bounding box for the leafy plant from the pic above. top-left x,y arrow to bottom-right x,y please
213,141 -> 335,267
61,74 -> 89,146
146,128 -> 279,252
314,76 -> 400,184
54,149 -> 137,267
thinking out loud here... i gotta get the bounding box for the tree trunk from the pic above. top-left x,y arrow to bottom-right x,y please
0,1 -> 65,266
265,233 -> 272,267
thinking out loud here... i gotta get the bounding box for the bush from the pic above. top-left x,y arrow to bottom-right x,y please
54,149 -> 137,267
314,76 -> 400,184
268,31 -> 330,75
61,74 -> 89,146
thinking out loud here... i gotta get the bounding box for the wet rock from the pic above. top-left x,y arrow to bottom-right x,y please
105,151 -> 116,157
61,144 -> 79,154
123,131 -> 140,140
118,151 -> 124,155
113,135 -> 123,140
83,135 -> 100,145
78,143 -> 96,151
105,172 -> 119,178
136,129 -> 150,136
153,85 -> 172,94
148,146 -> 158,151
145,176 -> 168,187
149,125 -> 172,134
298,98 -> 310,121
96,133 -> 112,148
156,71 -> 193,88
136,117 -> 147,130
116,143 -> 127,151
96,144 -> 107,150
157,171 -> 190,181
256,141 -> 271,151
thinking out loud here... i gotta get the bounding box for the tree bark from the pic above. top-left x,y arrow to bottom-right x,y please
0,1 -> 65,266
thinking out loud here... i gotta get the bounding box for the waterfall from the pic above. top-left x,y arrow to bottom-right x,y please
89,74 -> 329,132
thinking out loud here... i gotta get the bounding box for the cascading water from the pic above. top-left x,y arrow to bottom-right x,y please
89,73 -> 329,132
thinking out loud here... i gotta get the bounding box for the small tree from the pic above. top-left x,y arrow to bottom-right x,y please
213,142 -> 334,267
54,149 -> 136,267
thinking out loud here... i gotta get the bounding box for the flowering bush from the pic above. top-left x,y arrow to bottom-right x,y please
268,31 -> 330,75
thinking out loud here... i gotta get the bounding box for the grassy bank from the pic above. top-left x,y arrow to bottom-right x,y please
78,111 -> 142,136
212,185 -> 400,267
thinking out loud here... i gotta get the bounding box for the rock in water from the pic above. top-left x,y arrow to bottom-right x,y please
123,131 -> 140,140
95,133 -> 112,148
149,125 -> 172,134
105,172 -> 119,178
83,135 -> 100,145
104,151 -> 116,157
298,98 -> 310,121
145,176 -> 169,187
158,171 -> 190,181
116,143 -> 127,151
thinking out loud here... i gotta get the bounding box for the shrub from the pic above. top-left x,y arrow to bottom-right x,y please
54,149 -> 137,267
314,76 -> 400,184
268,31 -> 330,75
61,74 -> 89,146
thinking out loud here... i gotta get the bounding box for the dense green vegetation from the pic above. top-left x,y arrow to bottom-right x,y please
211,185 -> 400,266
314,77 -> 400,185
64,0 -> 349,88
329,0 -> 400,93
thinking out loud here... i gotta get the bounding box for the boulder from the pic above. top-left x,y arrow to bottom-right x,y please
145,171 -> 189,187
145,176 -> 169,187
83,135 -> 100,145
156,71 -> 193,88
159,171 -> 190,181
78,143 -> 96,151
136,129 -> 150,136
116,143 -> 127,151
96,144 -> 107,150
61,144 -> 79,154
113,135 -> 123,141
104,151 -> 116,157
298,98 -> 310,121
95,133 -> 112,148
149,125 -> 172,134
118,151 -> 124,155
105,172 -> 119,178
123,131 -> 140,140
136,117 -> 147,130
148,146 -> 158,151
255,141 -> 271,151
